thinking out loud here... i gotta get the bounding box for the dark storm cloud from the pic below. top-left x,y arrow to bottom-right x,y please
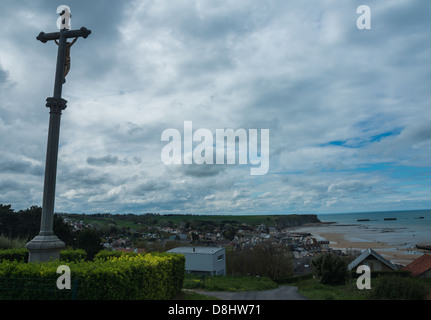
0,67 -> 9,85
133,180 -> 170,196
57,164 -> 127,188
0,156 -> 43,176
181,164 -> 226,178
0,179 -> 20,192
17,0 -> 129,82
87,155 -> 119,166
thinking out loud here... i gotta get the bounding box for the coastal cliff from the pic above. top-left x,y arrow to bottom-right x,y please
275,214 -> 321,229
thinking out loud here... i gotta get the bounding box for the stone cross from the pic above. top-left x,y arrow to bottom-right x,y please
26,7 -> 91,262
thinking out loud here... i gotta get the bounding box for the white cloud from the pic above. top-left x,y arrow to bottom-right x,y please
0,0 -> 431,214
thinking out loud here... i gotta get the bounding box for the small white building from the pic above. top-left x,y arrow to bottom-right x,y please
167,246 -> 226,276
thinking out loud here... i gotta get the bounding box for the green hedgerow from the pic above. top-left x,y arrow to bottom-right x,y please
0,248 -> 28,262
371,276 -> 427,300
0,251 -> 185,300
60,249 -> 87,262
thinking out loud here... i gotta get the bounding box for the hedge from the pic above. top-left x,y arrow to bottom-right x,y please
94,249 -> 126,260
370,275 -> 428,300
0,248 -> 28,262
74,252 -> 185,300
59,249 -> 87,262
349,269 -> 412,279
0,248 -> 87,263
0,252 -> 185,300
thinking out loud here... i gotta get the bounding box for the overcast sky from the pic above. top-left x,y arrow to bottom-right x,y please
1,0 -> 430,215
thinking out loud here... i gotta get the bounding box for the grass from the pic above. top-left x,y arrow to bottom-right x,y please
297,278 -> 370,300
182,274 -> 278,292
0,236 -> 27,249
297,277 -> 431,300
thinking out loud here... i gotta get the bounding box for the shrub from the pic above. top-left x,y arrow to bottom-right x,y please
60,249 -> 87,262
75,252 -> 185,300
0,248 -> 88,263
371,276 -> 427,300
226,242 -> 294,280
0,248 -> 28,262
0,236 -> 28,249
94,249 -> 128,261
311,253 -> 348,285
75,228 -> 104,260
350,269 -> 412,279
0,260 -> 75,300
0,252 -> 185,300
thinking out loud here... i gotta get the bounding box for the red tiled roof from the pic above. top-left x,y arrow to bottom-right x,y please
402,254 -> 431,277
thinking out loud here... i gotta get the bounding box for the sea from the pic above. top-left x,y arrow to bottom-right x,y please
316,209 -> 431,249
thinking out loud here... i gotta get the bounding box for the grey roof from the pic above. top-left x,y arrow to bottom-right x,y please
167,246 -> 224,255
348,248 -> 398,271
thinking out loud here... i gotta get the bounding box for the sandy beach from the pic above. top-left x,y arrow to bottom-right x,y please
291,223 -> 429,266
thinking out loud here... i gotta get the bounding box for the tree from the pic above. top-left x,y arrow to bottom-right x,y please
19,206 -> 43,239
0,205 -> 40,240
0,204 -> 13,215
0,205 -> 74,246
75,228 -> 104,260
190,232 -> 199,243
0,205 -> 20,238
222,223 -> 236,241
311,252 -> 348,285
226,242 -> 294,280
53,215 -> 74,246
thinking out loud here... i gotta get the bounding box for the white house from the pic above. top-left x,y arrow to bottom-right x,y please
167,246 -> 226,276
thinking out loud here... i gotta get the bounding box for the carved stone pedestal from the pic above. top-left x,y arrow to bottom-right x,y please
26,233 -> 65,262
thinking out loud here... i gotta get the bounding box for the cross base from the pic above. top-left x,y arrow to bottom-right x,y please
25,234 -> 65,262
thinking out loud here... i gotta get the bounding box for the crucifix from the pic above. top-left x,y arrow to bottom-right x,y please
26,7 -> 91,262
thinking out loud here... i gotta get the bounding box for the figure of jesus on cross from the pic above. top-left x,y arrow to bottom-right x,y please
55,36 -> 78,83
36,6 -> 91,96
26,6 -> 91,262
54,6 -> 77,82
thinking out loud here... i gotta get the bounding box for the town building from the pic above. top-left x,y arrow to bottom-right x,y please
347,248 -> 398,272
402,254 -> 431,278
167,246 -> 226,276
